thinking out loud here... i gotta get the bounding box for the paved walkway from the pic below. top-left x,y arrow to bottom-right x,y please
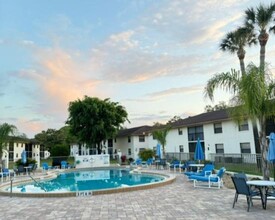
0,170 -> 275,220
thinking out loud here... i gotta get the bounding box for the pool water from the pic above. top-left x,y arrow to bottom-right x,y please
10,169 -> 165,193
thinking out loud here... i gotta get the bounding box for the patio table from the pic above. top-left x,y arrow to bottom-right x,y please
247,180 -> 275,209
188,164 -> 204,172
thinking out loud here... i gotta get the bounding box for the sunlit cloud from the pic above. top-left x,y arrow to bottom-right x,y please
146,85 -> 203,98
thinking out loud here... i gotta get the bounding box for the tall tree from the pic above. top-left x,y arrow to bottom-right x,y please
0,123 -> 17,167
244,3 -> 275,71
151,123 -> 171,158
204,101 -> 228,112
66,96 -> 128,154
205,63 -> 275,180
220,27 -> 257,75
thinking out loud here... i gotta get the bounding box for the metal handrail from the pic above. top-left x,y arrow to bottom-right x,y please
28,175 -> 47,192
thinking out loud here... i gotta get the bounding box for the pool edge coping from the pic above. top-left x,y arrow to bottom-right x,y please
0,167 -> 176,198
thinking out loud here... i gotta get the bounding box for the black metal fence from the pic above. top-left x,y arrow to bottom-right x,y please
166,152 -> 275,176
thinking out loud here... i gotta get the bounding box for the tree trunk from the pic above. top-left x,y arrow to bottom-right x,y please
259,116 -> 269,180
258,31 -> 268,71
237,48 -> 246,75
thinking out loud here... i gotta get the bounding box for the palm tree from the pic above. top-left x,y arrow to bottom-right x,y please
0,123 -> 17,168
205,63 -> 275,180
151,124 -> 171,158
244,3 -> 275,71
220,27 -> 257,75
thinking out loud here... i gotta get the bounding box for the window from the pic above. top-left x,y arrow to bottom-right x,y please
114,138 -> 116,143
188,126 -> 204,141
128,148 -> 131,155
178,128 -> 183,135
240,143 -> 251,153
239,120 -> 249,131
139,135 -> 145,142
215,144 -> 224,153
152,134 -> 156,140
179,145 -> 184,152
16,153 -> 18,158
214,123 -> 222,134
128,136 -> 131,143
139,148 -> 145,152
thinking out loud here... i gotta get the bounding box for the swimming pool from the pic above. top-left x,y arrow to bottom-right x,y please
3,168 -> 174,196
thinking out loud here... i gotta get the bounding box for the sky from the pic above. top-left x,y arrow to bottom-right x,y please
1,0 -> 275,138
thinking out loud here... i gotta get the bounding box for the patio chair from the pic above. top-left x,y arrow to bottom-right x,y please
146,158 -> 153,167
15,165 -> 25,175
231,175 -> 261,212
181,161 -> 196,172
0,168 -> 14,182
61,161 -> 69,169
29,164 -> 38,175
191,167 -> 226,189
185,164 -> 214,178
42,162 -> 52,171
169,160 -> 181,172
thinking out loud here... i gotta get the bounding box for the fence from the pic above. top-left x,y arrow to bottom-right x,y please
166,152 -> 275,176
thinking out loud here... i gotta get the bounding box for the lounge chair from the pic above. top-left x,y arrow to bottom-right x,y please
190,167 -> 226,189
231,175 -> 261,212
185,164 -> 214,177
130,159 -> 142,168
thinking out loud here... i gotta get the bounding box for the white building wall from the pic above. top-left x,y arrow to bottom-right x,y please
131,136 -> 149,159
204,120 -> 256,157
166,128 -> 189,153
13,142 -> 25,162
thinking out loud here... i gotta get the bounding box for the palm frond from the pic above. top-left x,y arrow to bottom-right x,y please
204,69 -> 241,101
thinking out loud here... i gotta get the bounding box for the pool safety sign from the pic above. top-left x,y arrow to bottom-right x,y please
75,154 -> 110,168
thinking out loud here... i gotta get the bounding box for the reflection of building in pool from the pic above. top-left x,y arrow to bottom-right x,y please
1,136 -> 49,168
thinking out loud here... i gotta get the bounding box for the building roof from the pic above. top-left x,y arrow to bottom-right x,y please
117,109 -> 231,137
116,125 -> 152,137
171,109 -> 230,128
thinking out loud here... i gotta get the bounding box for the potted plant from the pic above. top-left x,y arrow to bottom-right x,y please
121,155 -> 127,165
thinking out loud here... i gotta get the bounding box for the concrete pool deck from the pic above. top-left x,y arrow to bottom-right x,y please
0,169 -> 275,219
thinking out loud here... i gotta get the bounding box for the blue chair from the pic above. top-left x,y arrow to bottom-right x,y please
0,168 -> 14,182
190,167 -> 226,189
169,160 -> 181,171
61,161 -> 69,169
231,175 -> 260,212
15,165 -> 25,175
130,158 -> 142,167
42,162 -> 52,171
185,164 -> 214,177
146,158 -> 153,166
180,161 -> 196,172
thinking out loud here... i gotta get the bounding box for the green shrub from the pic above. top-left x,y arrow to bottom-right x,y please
51,144 -> 70,156
15,158 -> 37,167
139,148 -> 154,161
